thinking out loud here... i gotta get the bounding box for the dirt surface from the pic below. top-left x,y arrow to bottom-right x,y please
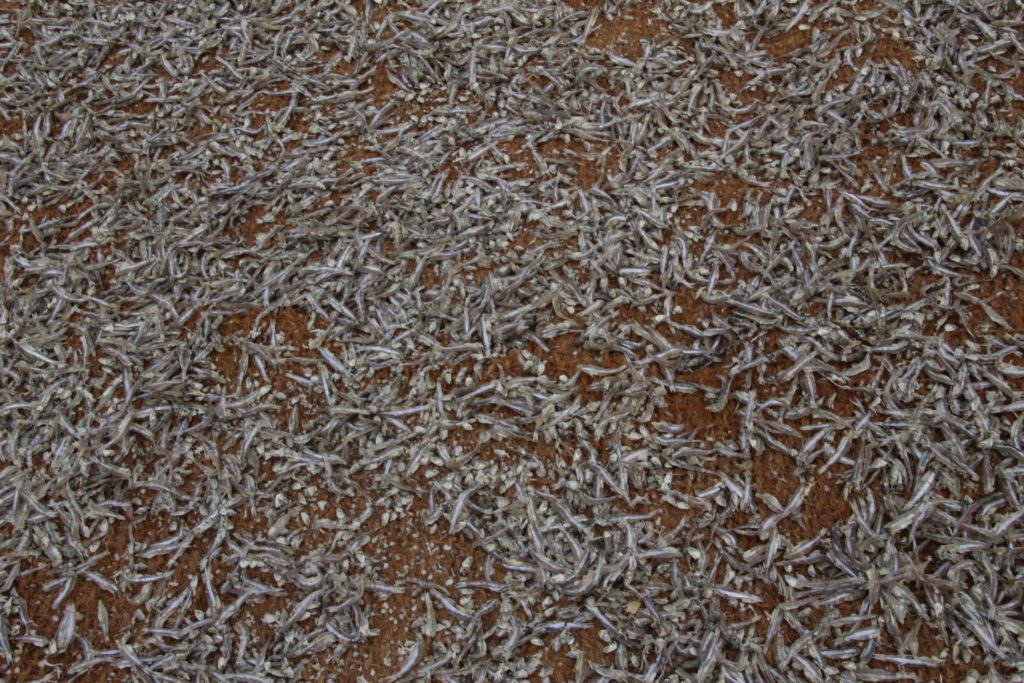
2,0 -> 1024,681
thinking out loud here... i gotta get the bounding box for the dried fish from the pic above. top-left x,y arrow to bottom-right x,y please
1,0 -> 1023,680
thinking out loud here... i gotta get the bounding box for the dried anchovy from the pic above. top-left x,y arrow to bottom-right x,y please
1,0 -> 1024,681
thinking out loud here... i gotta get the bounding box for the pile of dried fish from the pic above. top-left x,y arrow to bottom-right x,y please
1,0 -> 1023,680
